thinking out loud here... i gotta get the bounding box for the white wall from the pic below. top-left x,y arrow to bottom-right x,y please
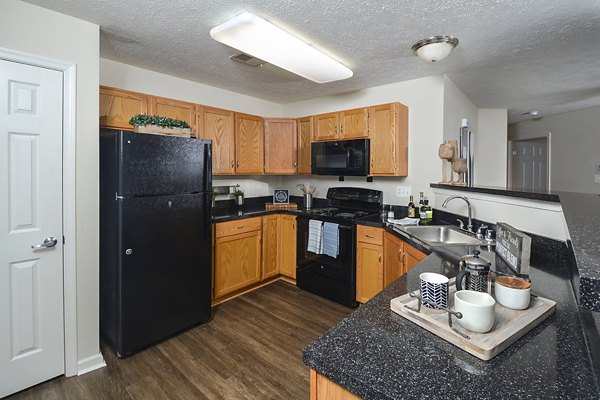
509,106 -> 600,194
279,75 -> 446,204
212,176 -> 282,198
476,109 -> 508,187
442,75 -> 478,142
100,58 -> 282,117
0,0 -> 101,372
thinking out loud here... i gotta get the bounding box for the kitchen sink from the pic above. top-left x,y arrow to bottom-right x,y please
395,225 -> 485,246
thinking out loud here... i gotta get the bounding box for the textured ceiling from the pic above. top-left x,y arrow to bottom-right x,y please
24,0 -> 600,122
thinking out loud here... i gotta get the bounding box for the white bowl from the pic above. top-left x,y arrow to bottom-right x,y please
495,281 -> 531,310
454,290 -> 496,333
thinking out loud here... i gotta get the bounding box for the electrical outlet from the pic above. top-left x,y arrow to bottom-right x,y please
396,186 -> 411,197
594,175 -> 600,184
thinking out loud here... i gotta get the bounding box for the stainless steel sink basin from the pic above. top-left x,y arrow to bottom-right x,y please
396,225 -> 485,246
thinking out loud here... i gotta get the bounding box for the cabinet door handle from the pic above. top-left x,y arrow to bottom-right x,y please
365,234 -> 375,239
236,225 -> 244,229
236,160 -> 240,168
231,160 -> 234,168
398,249 -> 403,263
371,160 -> 374,167
293,161 -> 297,167
378,253 -> 383,264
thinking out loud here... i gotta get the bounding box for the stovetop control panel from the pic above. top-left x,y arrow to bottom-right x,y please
326,187 -> 383,203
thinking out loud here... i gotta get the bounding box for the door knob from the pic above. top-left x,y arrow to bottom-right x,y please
31,237 -> 58,250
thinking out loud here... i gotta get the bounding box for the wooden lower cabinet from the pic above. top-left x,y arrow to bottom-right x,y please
214,214 -> 297,302
356,227 -> 429,303
262,215 -> 280,279
383,231 -> 404,287
356,241 -> 383,303
310,369 -> 361,400
279,215 -> 297,279
214,220 -> 262,298
404,241 -> 428,272
356,226 -> 384,304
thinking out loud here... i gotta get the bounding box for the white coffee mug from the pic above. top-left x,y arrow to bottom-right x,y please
454,290 -> 496,333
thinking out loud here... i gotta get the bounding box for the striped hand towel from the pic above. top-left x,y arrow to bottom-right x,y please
322,222 -> 339,258
307,219 -> 323,254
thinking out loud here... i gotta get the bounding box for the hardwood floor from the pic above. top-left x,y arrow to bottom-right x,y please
8,281 -> 352,400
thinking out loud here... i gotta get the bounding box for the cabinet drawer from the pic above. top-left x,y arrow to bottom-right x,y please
357,225 -> 383,245
215,217 -> 262,238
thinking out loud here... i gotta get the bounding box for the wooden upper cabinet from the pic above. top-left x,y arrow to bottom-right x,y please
278,215 -> 297,279
198,106 -> 235,175
297,116 -> 313,174
99,86 -> 148,130
368,102 -> 408,176
235,113 -> 264,174
150,96 -> 196,137
339,107 -> 368,139
264,119 -> 297,174
313,112 -> 338,141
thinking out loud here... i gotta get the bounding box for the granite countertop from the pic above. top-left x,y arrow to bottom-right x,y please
304,242 -> 600,399
212,205 -> 300,222
557,191 -> 600,312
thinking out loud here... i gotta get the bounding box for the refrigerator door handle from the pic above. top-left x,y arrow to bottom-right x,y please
205,143 -> 212,190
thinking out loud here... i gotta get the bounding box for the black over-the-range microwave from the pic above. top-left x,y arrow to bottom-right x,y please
311,139 -> 370,176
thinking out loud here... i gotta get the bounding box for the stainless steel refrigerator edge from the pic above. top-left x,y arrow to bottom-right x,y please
100,129 -> 212,357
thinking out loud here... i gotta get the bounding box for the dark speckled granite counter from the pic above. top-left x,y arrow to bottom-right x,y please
430,183 -> 561,202
558,192 -> 600,312
304,245 -> 599,399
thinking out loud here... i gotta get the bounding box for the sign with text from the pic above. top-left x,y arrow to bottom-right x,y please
495,222 -> 531,276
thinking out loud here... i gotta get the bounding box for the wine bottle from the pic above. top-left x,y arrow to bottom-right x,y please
407,195 -> 416,218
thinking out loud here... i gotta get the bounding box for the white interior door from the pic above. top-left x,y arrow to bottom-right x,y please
511,138 -> 548,191
0,59 -> 64,397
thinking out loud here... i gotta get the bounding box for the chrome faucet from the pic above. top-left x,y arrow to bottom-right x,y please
441,196 -> 473,232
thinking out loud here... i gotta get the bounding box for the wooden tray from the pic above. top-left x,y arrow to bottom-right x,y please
265,202 -> 298,210
390,278 -> 556,360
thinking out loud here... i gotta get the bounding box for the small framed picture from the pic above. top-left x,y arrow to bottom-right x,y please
273,189 -> 289,204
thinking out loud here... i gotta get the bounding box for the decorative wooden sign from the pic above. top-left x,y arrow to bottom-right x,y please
495,223 -> 531,276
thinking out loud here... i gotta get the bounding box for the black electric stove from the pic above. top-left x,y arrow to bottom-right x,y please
296,188 -> 383,307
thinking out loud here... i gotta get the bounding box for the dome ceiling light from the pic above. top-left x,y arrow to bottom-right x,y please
411,35 -> 459,63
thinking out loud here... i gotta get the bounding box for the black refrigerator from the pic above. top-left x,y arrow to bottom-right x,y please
99,129 -> 212,357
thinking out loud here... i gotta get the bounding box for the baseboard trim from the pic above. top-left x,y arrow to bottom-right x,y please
77,353 -> 106,376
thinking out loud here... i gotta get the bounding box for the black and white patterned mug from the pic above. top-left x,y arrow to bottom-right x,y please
419,272 -> 449,309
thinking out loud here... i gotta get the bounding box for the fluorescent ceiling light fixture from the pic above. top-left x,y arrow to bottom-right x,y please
210,12 -> 353,83
411,36 -> 459,63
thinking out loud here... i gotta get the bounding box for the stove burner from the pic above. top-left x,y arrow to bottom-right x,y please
354,211 -> 369,217
310,207 -> 339,215
336,213 -> 356,219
